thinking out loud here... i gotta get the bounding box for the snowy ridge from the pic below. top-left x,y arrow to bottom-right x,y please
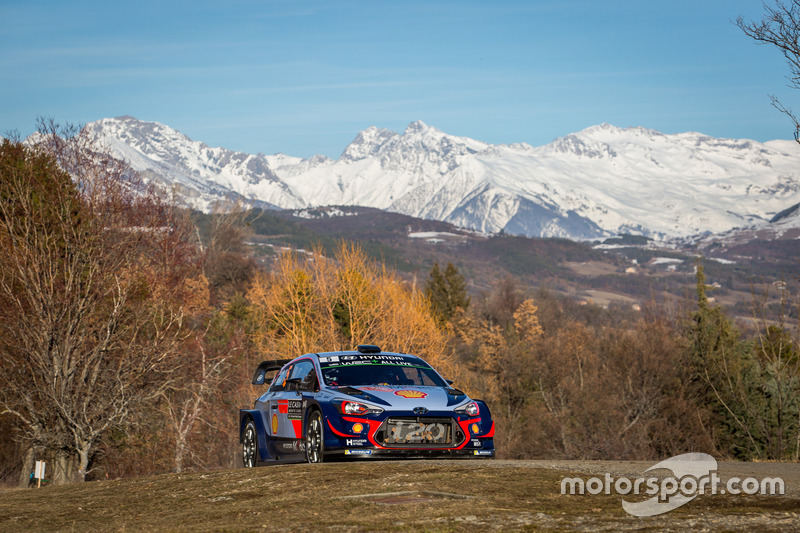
88,117 -> 304,211
87,116 -> 800,241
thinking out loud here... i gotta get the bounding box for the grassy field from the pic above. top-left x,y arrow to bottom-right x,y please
1,460 -> 798,532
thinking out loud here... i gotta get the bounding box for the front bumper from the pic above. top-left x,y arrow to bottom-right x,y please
327,447 -> 495,459
323,409 -> 495,458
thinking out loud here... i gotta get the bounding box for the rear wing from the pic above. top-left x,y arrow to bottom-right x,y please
251,359 -> 293,385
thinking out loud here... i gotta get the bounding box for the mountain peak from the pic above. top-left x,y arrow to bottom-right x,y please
578,123 -> 623,136
578,123 -> 666,140
404,120 -> 434,135
340,126 -> 398,161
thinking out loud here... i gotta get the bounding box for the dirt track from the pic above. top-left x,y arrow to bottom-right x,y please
0,459 -> 798,532
495,459 -> 800,497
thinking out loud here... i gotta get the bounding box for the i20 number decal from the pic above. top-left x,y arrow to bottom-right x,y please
386,420 -> 451,444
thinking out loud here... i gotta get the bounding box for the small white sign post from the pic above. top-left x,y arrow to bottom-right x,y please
34,461 -> 45,488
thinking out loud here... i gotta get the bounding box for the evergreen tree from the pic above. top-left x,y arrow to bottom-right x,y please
425,262 -> 470,322
688,261 -> 800,459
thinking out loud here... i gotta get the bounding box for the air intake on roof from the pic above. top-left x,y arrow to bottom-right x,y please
357,344 -> 381,354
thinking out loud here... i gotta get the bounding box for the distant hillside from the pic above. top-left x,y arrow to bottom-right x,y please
197,206 -> 799,316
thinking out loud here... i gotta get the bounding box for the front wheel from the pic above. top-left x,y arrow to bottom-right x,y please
305,411 -> 324,463
242,420 -> 257,468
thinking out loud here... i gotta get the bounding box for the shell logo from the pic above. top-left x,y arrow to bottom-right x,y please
271,413 -> 279,434
394,390 -> 428,399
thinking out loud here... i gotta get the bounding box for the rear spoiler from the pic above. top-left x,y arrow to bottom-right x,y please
252,359 -> 293,385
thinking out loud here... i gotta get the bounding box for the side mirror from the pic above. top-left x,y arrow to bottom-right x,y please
446,379 -> 454,386
284,377 -> 302,391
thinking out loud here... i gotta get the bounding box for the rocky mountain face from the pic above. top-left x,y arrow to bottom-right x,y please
87,116 -> 800,241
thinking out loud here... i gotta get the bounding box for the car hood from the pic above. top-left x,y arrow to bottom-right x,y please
334,385 -> 468,410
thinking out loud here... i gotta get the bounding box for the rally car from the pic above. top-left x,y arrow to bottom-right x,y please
239,345 -> 495,465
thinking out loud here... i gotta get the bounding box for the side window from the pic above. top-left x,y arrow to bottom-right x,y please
289,360 -> 318,392
269,365 -> 292,393
301,368 -> 319,392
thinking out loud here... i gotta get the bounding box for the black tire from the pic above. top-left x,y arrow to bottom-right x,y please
242,419 -> 257,468
305,410 -> 324,463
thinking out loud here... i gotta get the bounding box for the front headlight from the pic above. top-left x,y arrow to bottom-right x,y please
336,400 -> 384,416
455,401 -> 479,416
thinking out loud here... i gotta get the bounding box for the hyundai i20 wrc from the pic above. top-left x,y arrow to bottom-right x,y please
239,345 -> 495,465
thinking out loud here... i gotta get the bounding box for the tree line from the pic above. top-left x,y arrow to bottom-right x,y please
1,121 -> 799,487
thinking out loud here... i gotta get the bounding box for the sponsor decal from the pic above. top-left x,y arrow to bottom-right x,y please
473,450 -> 493,456
471,439 -> 481,447
280,365 -> 292,387
352,423 -> 364,433
394,390 -> 428,399
386,420 -> 450,444
271,413 -> 279,434
346,438 -> 369,446
359,386 -> 395,393
471,423 -> 480,434
342,355 -> 405,362
281,441 -> 306,452
344,449 -> 372,455
287,400 -> 302,420
320,354 -> 418,368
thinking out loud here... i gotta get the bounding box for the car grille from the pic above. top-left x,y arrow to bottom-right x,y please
376,417 -> 465,448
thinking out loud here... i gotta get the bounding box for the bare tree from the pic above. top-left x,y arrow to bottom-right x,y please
163,344 -> 228,473
0,121 -> 203,484
737,1 -> 800,142
202,201 -> 257,304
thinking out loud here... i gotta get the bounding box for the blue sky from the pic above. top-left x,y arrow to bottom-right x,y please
0,0 -> 796,158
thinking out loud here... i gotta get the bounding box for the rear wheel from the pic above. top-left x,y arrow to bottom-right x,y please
305,411 -> 324,463
242,420 -> 257,468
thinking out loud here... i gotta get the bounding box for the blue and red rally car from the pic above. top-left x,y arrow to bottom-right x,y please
239,345 -> 495,464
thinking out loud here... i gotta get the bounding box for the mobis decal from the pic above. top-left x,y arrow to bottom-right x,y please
359,386 -> 395,393
394,390 -> 428,399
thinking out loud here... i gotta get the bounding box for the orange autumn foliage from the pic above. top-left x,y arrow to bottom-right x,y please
248,243 -> 452,376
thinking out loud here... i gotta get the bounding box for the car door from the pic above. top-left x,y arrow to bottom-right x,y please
265,364 -> 291,440
262,362 -> 301,459
283,359 -> 318,438
272,359 -> 317,443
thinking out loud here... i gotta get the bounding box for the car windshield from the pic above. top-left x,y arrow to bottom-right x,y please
318,354 -> 446,387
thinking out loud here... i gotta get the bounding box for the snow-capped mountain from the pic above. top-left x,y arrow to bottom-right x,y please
88,116 -> 800,241
87,117 -> 303,210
